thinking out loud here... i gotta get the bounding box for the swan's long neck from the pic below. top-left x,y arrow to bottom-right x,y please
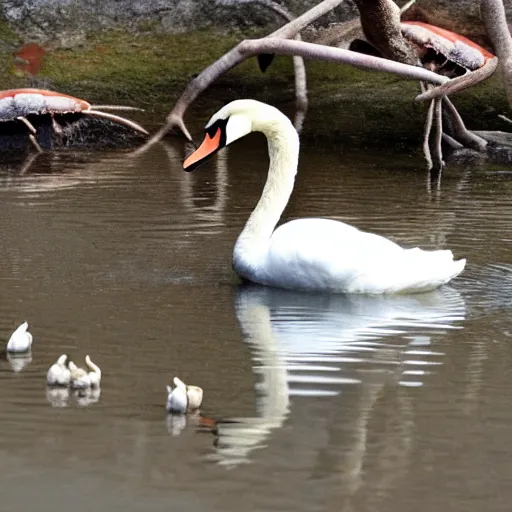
233,117 -> 299,271
86,357 -> 101,376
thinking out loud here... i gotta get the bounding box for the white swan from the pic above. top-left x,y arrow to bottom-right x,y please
68,356 -> 101,389
47,354 -> 71,386
68,361 -> 91,390
85,355 -> 102,388
166,377 -> 203,414
6,321 -> 33,352
183,100 -> 466,294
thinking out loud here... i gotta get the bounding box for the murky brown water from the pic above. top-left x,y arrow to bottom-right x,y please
0,126 -> 511,511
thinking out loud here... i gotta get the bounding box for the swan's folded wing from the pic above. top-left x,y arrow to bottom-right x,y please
266,218 -> 464,293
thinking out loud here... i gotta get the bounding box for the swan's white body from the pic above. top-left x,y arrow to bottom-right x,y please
85,355 -> 102,388
69,361 -> 92,389
166,377 -> 203,414
69,356 -> 101,389
6,321 -> 33,352
47,354 -> 71,386
186,100 -> 465,294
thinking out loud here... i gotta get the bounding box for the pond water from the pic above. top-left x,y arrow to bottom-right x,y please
0,117 -> 511,511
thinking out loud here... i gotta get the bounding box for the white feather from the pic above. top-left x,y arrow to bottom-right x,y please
6,321 -> 33,353
47,354 -> 71,386
85,355 -> 102,388
68,361 -> 92,389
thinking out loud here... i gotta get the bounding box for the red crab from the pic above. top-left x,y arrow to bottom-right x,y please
0,88 -> 148,152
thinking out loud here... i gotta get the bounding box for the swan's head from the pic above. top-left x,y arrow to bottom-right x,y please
57,354 -> 68,366
183,100 -> 288,172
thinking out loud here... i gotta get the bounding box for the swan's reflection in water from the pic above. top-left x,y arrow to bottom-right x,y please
206,284 -> 466,467
6,353 -> 32,373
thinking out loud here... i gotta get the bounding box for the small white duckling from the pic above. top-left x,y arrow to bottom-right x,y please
68,360 -> 91,390
166,377 -> 203,414
6,321 -> 33,353
46,354 -> 71,387
85,355 -> 101,388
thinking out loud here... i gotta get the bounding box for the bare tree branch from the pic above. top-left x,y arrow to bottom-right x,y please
415,57 -> 498,101
422,92 -> 435,168
431,97 -> 444,171
480,0 -> 512,106
137,38 -> 448,150
313,17 -> 362,47
269,0 -> 345,39
353,0 -> 418,64
442,97 -> 488,150
399,0 -> 417,14
217,0 -> 308,113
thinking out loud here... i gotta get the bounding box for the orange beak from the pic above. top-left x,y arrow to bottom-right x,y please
183,127 -> 222,171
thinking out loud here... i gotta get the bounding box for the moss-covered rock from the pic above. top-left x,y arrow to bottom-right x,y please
0,29 -> 509,147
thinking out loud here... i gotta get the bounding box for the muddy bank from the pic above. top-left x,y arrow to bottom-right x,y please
0,29 -> 509,147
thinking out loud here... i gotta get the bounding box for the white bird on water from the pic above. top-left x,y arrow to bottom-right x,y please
183,99 -> 466,294
47,354 -> 71,386
69,355 -> 102,389
166,377 -> 203,414
6,321 -> 33,353
68,361 -> 91,389
85,355 -> 102,388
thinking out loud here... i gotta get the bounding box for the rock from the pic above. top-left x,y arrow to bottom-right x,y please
0,0 -> 358,46
0,0 -> 510,50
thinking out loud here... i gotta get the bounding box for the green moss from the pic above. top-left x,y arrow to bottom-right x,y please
0,15 -> 19,45
0,15 -> 21,73
0,27 -> 508,145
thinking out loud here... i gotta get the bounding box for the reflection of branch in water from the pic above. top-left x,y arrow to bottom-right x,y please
0,150 -> 138,192
325,383 -> 414,512
462,339 -> 487,416
176,144 -> 229,235
160,140 -> 229,232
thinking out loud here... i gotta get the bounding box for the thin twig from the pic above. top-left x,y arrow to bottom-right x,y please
431,97 -> 444,171
399,0 -> 417,14
442,97 -> 487,150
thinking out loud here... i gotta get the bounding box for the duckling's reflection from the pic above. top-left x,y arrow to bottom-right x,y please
45,386 -> 101,408
46,387 -> 70,408
73,387 -> 101,407
206,283 -> 466,467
